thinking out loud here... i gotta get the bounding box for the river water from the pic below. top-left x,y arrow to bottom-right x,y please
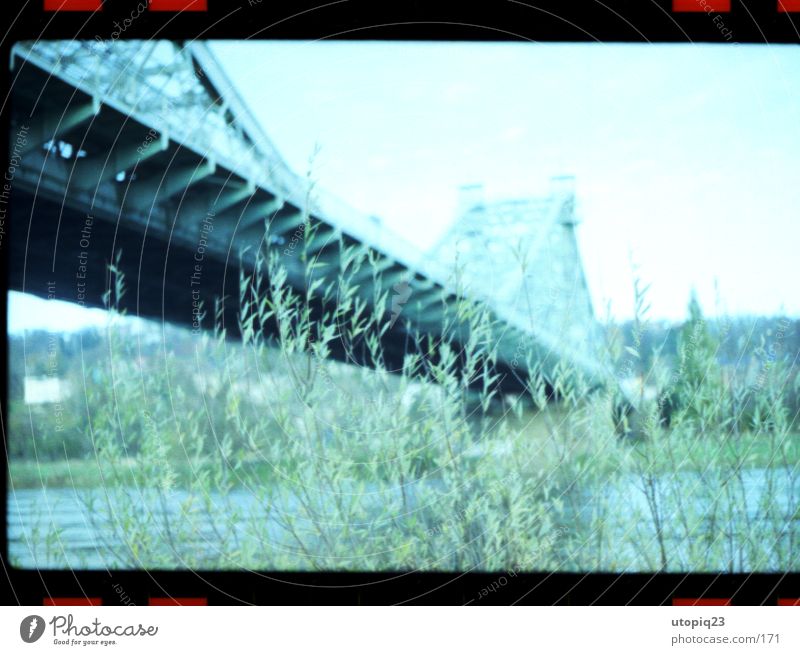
8,466 -> 800,571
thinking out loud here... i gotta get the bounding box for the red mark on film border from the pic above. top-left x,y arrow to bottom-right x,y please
43,0 -> 101,10
673,0 -> 731,11
672,598 -> 731,606
149,0 -> 208,10
44,597 -> 103,605
44,0 -> 208,10
148,597 -> 208,605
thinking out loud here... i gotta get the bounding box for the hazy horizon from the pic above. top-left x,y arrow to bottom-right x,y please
8,289 -> 799,336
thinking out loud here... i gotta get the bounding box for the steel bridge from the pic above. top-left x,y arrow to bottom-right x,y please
7,40 -> 608,394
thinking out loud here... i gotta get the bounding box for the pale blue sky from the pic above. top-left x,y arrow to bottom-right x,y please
9,42 -> 800,332
210,41 -> 800,322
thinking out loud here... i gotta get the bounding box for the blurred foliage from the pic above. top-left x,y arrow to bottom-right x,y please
7,240 -> 800,572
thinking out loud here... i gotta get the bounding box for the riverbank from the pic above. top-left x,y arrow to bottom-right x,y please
8,427 -> 800,490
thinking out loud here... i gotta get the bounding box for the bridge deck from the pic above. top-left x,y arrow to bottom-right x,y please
8,40 -> 608,394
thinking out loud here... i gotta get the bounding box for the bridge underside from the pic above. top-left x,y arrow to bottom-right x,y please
11,191 -> 543,397
7,40 -> 607,399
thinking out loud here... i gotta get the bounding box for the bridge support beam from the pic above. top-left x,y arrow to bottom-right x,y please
236,196 -> 286,232
212,180 -> 258,214
174,181 -> 262,232
349,256 -> 394,286
21,95 -> 101,156
218,196 -> 286,241
128,157 -> 216,209
267,209 -> 306,237
305,227 -> 339,256
411,288 -> 445,312
377,269 -> 410,290
71,130 -> 169,189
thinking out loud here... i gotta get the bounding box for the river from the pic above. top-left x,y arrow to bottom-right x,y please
8,466 -> 800,571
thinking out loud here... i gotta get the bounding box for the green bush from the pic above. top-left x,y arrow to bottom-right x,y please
9,238 -> 799,573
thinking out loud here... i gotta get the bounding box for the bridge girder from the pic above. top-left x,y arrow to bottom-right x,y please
127,157 -> 217,208
8,39 -> 610,396
21,95 -> 101,156
72,129 -> 170,190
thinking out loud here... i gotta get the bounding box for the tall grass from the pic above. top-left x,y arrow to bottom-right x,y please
8,226 -> 799,573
